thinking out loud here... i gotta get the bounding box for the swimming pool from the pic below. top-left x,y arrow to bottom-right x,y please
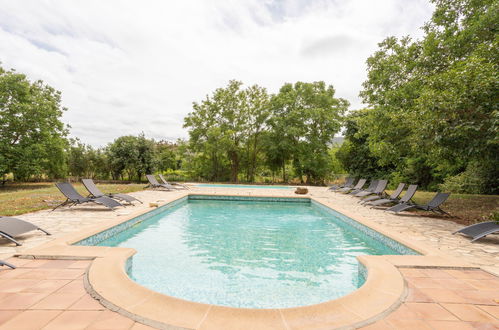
77,195 -> 417,309
196,184 -> 293,189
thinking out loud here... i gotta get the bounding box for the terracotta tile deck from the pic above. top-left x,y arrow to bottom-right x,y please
362,267 -> 499,330
0,258 -> 497,329
0,258 -> 155,330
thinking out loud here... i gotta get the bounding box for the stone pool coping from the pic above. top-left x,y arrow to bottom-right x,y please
13,192 -> 480,329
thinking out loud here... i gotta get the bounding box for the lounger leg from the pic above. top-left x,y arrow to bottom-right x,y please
0,232 -> 22,246
51,200 -> 69,211
37,227 -> 51,235
0,261 -> 16,269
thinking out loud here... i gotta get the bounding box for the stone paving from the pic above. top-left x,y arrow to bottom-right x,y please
0,184 -> 498,329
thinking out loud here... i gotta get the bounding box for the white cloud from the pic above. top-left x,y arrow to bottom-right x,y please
0,0 -> 433,146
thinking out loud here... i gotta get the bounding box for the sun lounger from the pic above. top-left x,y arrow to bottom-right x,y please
367,184 -> 417,207
337,179 -> 366,193
328,177 -> 354,191
0,217 -> 50,246
387,192 -> 450,215
53,182 -> 123,210
82,179 -> 142,204
145,175 -> 175,191
158,174 -> 189,190
361,183 -> 405,204
350,180 -> 378,195
356,180 -> 388,198
0,260 -> 15,269
453,221 -> 499,242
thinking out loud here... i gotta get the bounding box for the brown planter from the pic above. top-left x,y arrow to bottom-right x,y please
295,187 -> 308,195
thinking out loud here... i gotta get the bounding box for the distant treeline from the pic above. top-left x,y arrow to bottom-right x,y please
1,0 -> 497,193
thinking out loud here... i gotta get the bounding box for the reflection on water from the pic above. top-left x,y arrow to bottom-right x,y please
98,199 -> 399,308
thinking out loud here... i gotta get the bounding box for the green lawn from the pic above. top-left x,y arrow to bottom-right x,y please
0,182 -> 144,216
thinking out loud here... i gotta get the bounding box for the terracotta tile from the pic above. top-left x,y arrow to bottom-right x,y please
468,321 -> 499,329
0,310 -> 61,330
385,318 -> 432,329
477,305 -> 499,319
454,290 -> 499,305
0,268 -> 31,279
418,288 -> 468,303
4,258 -> 32,267
425,320 -> 475,330
21,280 -> 71,293
86,310 -> 134,330
442,303 -> 498,322
446,270 -> 498,280
30,292 -> 85,310
463,279 -> 499,291
68,294 -> 105,310
0,310 -> 21,326
44,269 -> 85,280
130,323 -> 156,330
0,292 -> 50,309
42,310 -> 102,330
39,260 -> 77,269
0,279 -> 41,293
433,278 -> 476,290
405,303 -> 459,321
22,259 -> 51,268
384,304 -> 420,321
55,280 -> 86,295
420,269 -> 454,278
67,260 -> 92,269
405,287 -> 434,303
399,268 -> 427,277
360,320 -> 394,329
15,269 -> 58,280
405,277 -> 442,289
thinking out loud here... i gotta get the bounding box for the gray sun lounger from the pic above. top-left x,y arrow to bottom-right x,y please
0,260 -> 15,269
146,175 -> 174,191
158,174 -> 189,190
338,179 -> 366,193
453,221 -> 499,242
356,180 -> 388,198
387,192 -> 450,215
361,183 -> 405,204
350,180 -> 378,195
367,184 -> 417,207
82,179 -> 142,204
0,217 -> 50,246
54,182 -> 123,210
328,177 -> 354,191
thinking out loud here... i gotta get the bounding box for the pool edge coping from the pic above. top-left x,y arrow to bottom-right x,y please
14,191 -> 478,329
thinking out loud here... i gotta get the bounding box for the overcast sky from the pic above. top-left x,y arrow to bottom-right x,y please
0,0 -> 434,146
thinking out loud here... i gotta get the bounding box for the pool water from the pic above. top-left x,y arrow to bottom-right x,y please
196,184 -> 292,189
97,199 -> 402,308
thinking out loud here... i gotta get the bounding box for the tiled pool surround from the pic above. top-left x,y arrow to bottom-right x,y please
15,191 -> 477,329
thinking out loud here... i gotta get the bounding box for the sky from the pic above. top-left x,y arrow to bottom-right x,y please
0,0 -> 434,147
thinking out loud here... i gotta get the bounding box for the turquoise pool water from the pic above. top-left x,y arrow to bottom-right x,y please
93,197 -> 414,308
196,184 -> 292,189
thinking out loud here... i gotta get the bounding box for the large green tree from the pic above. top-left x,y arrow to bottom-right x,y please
267,82 -> 348,184
349,0 -> 498,192
0,65 -> 68,180
184,80 -> 270,182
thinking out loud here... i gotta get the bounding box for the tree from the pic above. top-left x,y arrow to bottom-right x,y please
353,0 -> 498,192
0,65 -> 68,181
268,82 -> 348,184
184,80 -> 270,182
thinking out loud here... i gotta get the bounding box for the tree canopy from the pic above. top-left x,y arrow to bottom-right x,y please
338,0 -> 498,193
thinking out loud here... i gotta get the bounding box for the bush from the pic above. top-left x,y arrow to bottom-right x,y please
439,162 -> 495,194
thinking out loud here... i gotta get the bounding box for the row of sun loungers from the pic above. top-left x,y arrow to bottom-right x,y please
329,177 -> 497,242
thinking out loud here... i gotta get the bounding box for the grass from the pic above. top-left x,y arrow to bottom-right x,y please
385,190 -> 499,225
0,182 -> 145,216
